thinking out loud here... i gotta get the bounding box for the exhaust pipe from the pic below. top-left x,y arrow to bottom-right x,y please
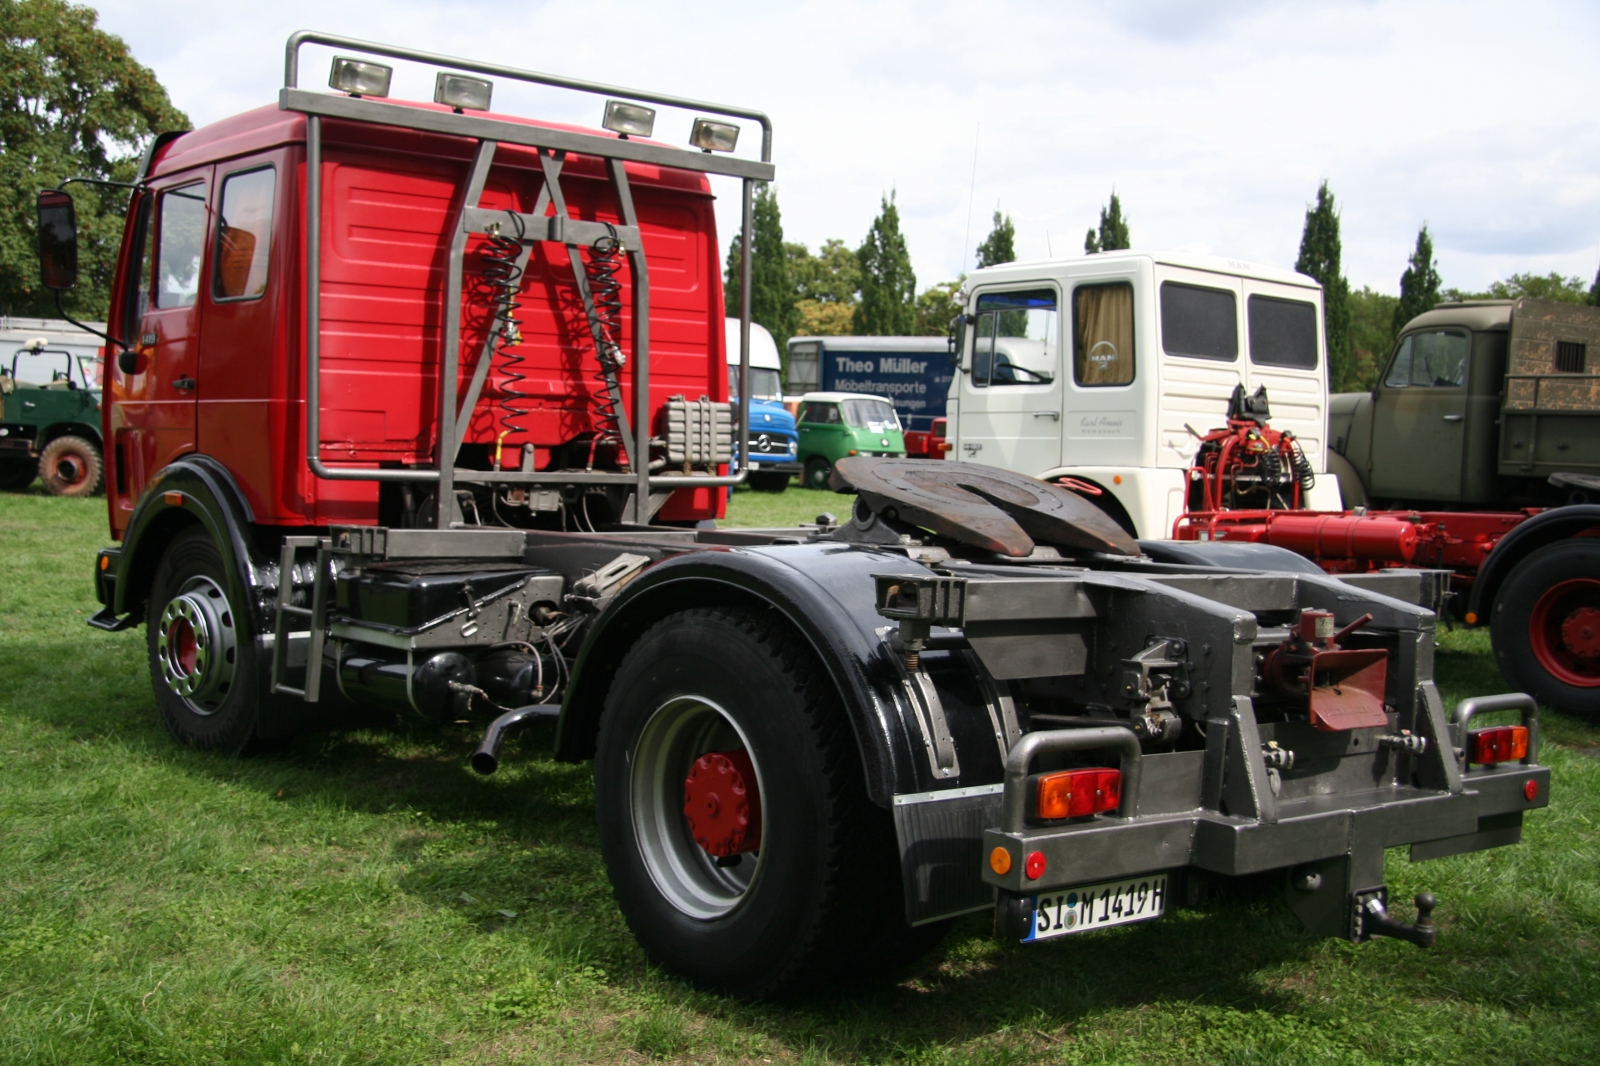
471,704 -> 560,775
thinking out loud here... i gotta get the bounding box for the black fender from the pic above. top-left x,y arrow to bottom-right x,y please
113,453 -> 265,627
1469,504 -> 1600,621
555,541 -> 965,807
39,421 -> 103,449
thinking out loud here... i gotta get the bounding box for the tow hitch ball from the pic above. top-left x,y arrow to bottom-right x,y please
1356,889 -> 1437,948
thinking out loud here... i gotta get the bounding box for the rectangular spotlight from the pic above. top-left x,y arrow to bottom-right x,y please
603,100 -> 656,138
329,56 -> 392,97
689,118 -> 739,153
434,72 -> 493,112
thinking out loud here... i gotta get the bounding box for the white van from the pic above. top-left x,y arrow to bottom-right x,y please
947,250 -> 1341,537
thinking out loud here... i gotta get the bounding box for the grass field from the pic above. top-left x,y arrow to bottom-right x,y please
2,486 -> 1599,1065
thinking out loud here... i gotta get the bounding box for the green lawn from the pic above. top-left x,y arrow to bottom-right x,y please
2,489 -> 1598,1064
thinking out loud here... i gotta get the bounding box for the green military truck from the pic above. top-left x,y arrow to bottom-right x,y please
0,338 -> 104,496
1328,297 -> 1600,715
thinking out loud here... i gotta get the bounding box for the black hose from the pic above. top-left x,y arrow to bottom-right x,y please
480,211 -> 532,462
471,704 -> 560,775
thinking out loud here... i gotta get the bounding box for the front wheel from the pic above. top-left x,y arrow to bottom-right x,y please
1491,538 -> 1600,720
593,607 -> 922,996
38,435 -> 102,496
146,527 -> 262,751
804,457 -> 832,490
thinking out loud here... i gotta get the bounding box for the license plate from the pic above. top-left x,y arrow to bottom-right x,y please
1024,873 -> 1168,942
748,461 -> 761,469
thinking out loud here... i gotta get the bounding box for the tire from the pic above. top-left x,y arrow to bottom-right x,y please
747,471 -> 790,493
1491,538 -> 1600,720
38,434 -> 102,496
593,606 -> 930,996
804,457 -> 832,491
146,527 -> 261,752
0,460 -> 35,491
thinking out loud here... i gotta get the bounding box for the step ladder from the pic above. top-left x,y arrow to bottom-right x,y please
270,536 -> 331,701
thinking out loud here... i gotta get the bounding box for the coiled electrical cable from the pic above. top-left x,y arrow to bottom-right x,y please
582,223 -> 627,470
479,211 -> 531,464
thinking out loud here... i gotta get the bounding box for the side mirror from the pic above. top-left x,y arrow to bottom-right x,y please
118,348 -> 140,375
948,312 -> 969,369
37,190 -> 78,291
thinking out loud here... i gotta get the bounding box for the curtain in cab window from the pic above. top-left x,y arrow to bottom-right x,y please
1247,295 -> 1318,369
971,289 -> 1058,386
214,168 -> 275,300
1160,282 -> 1237,360
1074,282 -> 1134,385
155,184 -> 207,308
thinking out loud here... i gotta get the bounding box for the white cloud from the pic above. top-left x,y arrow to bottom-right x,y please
88,0 -> 1600,294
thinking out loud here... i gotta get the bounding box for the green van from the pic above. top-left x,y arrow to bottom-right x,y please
795,391 -> 906,489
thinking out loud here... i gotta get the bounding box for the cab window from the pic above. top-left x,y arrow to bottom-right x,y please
1073,282 -> 1135,386
1385,330 -> 1468,388
213,167 -> 275,301
800,402 -> 840,425
840,398 -> 899,430
1161,281 -> 1237,361
971,289 -> 1057,387
120,194 -> 155,341
1248,295 -> 1318,369
154,183 -> 208,309
729,365 -> 783,401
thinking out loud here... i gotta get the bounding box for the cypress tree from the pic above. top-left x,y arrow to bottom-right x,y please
975,210 -> 1016,268
1394,225 -> 1442,332
854,191 -> 916,335
1294,181 -> 1352,392
1084,192 -> 1129,254
1589,262 -> 1600,307
722,185 -> 796,350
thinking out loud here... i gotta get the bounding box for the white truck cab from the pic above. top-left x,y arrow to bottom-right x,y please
948,250 -> 1342,537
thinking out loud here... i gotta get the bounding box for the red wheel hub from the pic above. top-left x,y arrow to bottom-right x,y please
682,750 -> 762,858
1529,578 -> 1600,687
167,617 -> 199,676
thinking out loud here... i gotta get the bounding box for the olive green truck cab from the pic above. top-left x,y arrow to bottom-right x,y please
1329,298 -> 1600,510
0,339 -> 104,496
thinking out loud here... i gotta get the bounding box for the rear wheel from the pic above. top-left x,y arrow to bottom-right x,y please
1491,538 -> 1600,720
747,471 -> 791,493
594,606 -> 929,996
146,528 -> 261,752
0,459 -> 35,491
804,457 -> 832,490
38,435 -> 102,496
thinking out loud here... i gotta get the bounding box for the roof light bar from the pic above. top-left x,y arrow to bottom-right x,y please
435,72 -> 492,112
329,56 -> 392,97
603,99 -> 656,139
689,117 -> 739,153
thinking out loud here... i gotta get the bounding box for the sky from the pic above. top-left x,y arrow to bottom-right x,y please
88,0 -> 1600,297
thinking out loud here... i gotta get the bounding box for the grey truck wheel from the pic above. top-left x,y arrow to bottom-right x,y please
38,434 -> 102,496
593,606 -> 932,996
146,528 -> 262,752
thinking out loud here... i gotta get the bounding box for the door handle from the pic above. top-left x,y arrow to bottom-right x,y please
172,375 -> 197,392
1442,414 -> 1463,422
1031,411 -> 1060,421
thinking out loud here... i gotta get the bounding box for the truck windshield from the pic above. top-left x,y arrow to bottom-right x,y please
728,366 -> 783,401
1386,330 -> 1468,388
841,398 -> 899,430
973,289 -> 1058,386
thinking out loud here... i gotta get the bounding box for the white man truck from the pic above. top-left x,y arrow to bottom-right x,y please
946,250 -> 1343,536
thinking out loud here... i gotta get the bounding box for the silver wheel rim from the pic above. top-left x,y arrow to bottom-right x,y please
630,695 -> 766,920
156,575 -> 238,714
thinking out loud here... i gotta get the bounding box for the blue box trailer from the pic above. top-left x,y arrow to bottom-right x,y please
786,336 -> 954,436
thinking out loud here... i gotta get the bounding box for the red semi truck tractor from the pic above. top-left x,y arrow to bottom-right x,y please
42,33 -> 1548,996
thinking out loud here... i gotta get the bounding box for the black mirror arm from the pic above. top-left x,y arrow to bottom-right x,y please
52,291 -> 129,355
56,176 -> 142,192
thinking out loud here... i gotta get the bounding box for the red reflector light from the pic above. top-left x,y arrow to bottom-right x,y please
1468,725 -> 1528,765
1524,779 -> 1539,801
1024,851 -> 1046,880
1036,768 -> 1123,819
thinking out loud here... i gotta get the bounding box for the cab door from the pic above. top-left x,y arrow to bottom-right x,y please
115,173 -> 209,496
1368,328 -> 1470,500
956,286 -> 1063,476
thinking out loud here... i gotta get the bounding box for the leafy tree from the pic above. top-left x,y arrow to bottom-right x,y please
1,0 -> 188,318
1393,225 -> 1442,333
789,238 -> 860,336
1083,192 -> 1129,254
1294,181 -> 1351,392
722,184 -> 797,351
1345,286 -> 1399,392
853,191 -> 916,335
1442,272 -> 1593,305
913,278 -> 963,336
974,210 -> 1015,268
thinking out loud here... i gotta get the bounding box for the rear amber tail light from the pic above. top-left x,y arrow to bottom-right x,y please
1468,725 -> 1528,765
1036,768 -> 1122,819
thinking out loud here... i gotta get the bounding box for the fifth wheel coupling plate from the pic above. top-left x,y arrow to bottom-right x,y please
830,457 -> 1139,558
